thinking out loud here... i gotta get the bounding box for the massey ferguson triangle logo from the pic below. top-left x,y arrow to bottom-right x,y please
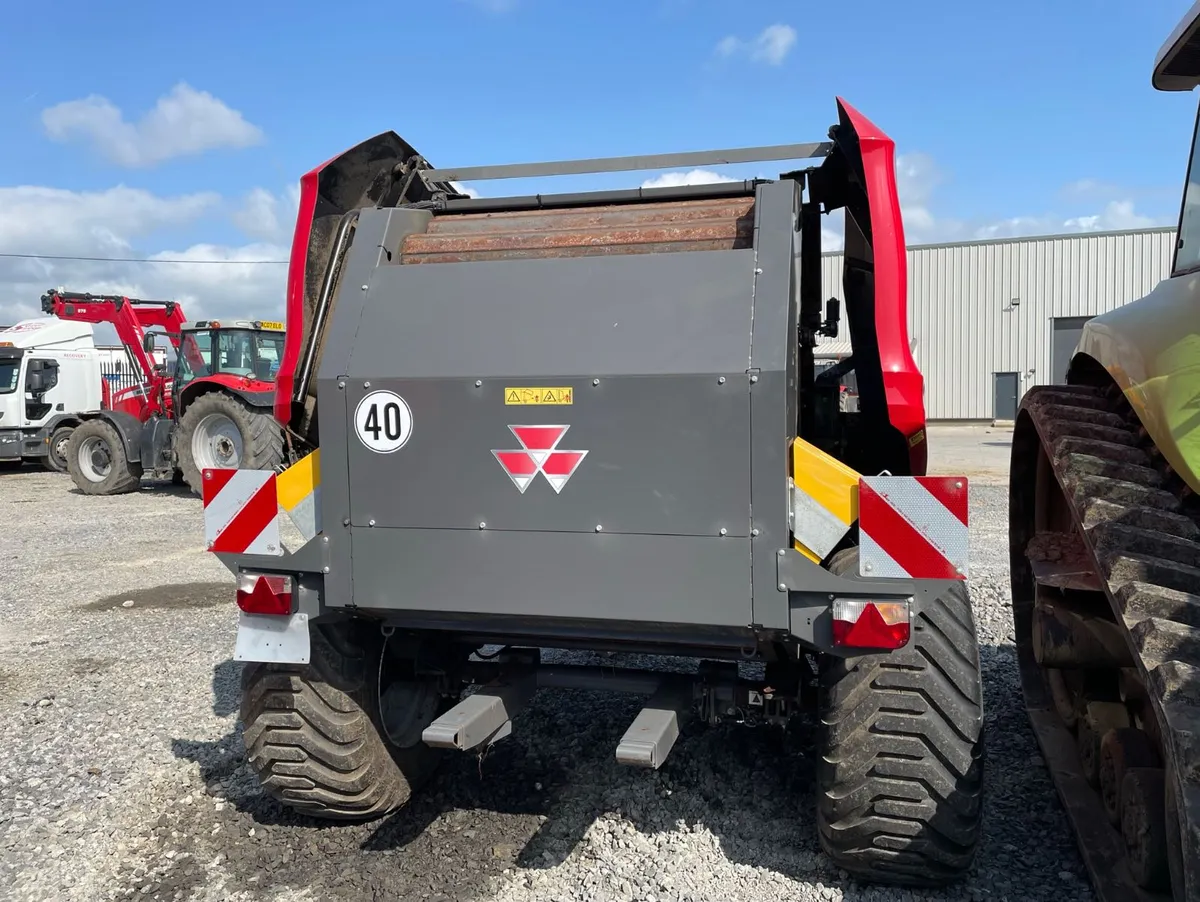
493,425 -> 588,494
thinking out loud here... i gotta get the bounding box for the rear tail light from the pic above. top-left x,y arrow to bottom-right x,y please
831,598 -> 911,649
237,573 -> 294,615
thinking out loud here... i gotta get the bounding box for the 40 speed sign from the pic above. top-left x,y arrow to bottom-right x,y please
354,390 -> 414,453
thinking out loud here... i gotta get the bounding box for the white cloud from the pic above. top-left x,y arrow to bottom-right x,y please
0,184 -> 285,328
640,169 -> 739,189
715,24 -> 796,66
41,83 -> 265,168
451,181 -> 481,198
232,185 -> 302,243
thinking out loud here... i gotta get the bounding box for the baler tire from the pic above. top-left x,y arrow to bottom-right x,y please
65,418 -> 142,495
815,546 -> 985,886
174,392 -> 283,496
239,622 -> 444,821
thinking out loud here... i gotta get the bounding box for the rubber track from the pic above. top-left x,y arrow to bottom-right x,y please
817,548 -> 985,885
238,625 -> 435,820
1020,384 -> 1200,902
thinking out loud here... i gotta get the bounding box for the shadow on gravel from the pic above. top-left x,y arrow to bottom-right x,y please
156,641 -> 1096,902
78,581 -> 232,612
63,478 -> 195,499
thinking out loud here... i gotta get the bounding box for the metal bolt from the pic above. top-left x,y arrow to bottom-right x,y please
322,536 -> 329,544
343,518 -> 350,526
778,583 -> 787,591
338,381 -> 345,389
595,524 -> 603,532
593,378 -> 600,386
479,521 -> 486,529
778,549 -> 786,557
752,528 -> 760,537
750,374 -> 759,383
364,381 -> 371,388
368,518 -> 376,527
323,566 -> 330,573
475,380 -> 482,387
718,376 -> 726,384
955,480 -> 964,489
864,562 -> 873,572
755,268 -> 763,274
204,471 -> 211,480
719,528 -> 727,536
361,284 -> 369,290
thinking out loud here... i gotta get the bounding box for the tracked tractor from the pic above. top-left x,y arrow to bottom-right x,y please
1008,5 -> 1200,901
41,291 -> 285,495
204,99 -> 983,887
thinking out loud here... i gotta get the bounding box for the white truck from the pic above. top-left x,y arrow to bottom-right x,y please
0,317 -> 130,471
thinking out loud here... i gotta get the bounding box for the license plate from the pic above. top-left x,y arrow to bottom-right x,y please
234,611 -> 310,664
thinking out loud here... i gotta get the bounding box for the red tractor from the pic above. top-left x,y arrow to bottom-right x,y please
41,290 -> 285,495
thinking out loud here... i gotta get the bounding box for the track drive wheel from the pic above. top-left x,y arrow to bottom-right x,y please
66,418 -> 142,495
44,424 -> 73,473
174,391 -> 283,495
239,622 -> 456,820
815,546 -> 985,886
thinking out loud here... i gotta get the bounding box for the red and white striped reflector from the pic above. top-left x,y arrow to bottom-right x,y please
832,598 -> 911,649
237,573 -> 293,615
201,468 -> 282,556
858,475 -> 968,580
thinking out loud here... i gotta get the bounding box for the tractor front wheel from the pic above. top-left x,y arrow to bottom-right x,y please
174,392 -> 283,495
66,419 -> 142,495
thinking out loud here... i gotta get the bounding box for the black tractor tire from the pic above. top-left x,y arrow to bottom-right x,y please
44,424 -> 74,473
174,391 -> 283,495
815,545 -> 985,885
239,622 -> 448,821
65,418 -> 142,495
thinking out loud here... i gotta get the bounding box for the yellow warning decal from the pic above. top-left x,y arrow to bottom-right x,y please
504,387 -> 573,405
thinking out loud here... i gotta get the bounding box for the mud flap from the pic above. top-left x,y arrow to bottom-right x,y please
234,611 -> 311,665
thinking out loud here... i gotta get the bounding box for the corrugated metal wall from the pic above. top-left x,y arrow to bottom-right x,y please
813,227 -> 1178,420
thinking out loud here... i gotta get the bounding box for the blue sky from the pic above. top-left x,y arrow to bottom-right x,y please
0,0 -> 1196,325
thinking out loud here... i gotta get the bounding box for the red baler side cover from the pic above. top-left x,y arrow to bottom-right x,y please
275,161 -> 324,426
835,98 -> 927,476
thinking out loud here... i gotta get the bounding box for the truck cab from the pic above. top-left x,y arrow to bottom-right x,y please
0,318 -> 105,471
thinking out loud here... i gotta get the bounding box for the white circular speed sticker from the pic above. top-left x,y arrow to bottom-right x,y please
354,390 -> 413,453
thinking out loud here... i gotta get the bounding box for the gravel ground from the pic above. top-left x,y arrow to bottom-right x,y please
0,443 -> 1097,902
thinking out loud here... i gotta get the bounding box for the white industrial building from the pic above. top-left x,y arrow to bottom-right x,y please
815,225 -> 1177,421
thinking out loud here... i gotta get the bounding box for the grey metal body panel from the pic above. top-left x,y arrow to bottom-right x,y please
343,526 -> 753,627
343,249 -> 757,379
342,375 -> 750,535
746,181 -> 800,630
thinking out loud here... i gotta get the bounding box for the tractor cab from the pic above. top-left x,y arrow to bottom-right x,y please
173,319 -> 286,398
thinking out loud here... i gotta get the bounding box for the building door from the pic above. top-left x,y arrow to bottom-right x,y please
1051,316 -> 1093,384
994,372 -> 1019,422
